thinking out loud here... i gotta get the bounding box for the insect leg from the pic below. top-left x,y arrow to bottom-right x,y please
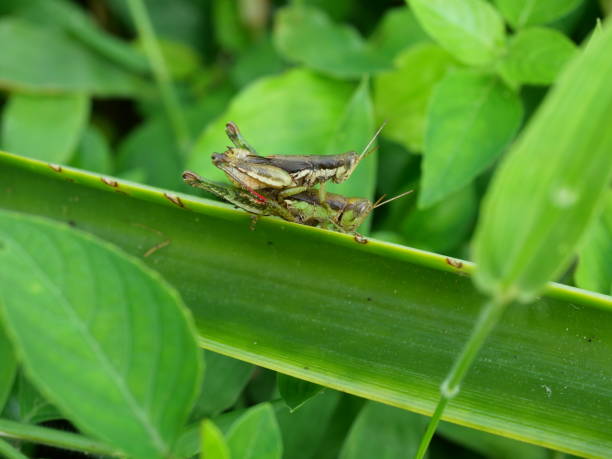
225,122 -> 258,154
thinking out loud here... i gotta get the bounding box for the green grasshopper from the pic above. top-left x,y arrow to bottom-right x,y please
212,122 -> 384,205
182,170 -> 412,243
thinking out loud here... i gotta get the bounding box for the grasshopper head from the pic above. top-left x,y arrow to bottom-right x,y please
339,198 -> 373,232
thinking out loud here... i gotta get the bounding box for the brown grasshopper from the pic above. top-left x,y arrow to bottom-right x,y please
182,170 -> 412,243
211,122 -> 384,205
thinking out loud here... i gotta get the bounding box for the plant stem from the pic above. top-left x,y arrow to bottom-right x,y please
415,295 -> 511,459
0,438 -> 28,459
126,0 -> 191,154
0,418 -> 122,457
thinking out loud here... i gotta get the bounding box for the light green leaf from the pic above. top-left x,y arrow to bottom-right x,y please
499,27 -> 577,86
473,20 -> 612,301
201,419 -> 230,459
0,18 -> 147,95
191,351 -> 253,418
70,125 -> 113,174
277,374 -> 324,412
374,43 -> 456,152
494,0 -> 584,29
419,71 -> 523,208
340,401 -> 426,459
2,93 -> 89,163
274,5 -> 390,78
0,324 -> 17,411
575,192 -> 612,295
188,68 -> 353,183
2,151 -> 612,457
226,403 -> 282,459
368,7 -> 430,61
408,0 -> 505,66
0,210 -> 202,458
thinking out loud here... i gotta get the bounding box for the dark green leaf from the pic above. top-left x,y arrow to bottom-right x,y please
409,0 -> 505,66
3,373 -> 62,425
0,18 -> 148,95
70,125 -> 113,174
191,351 -> 253,419
575,192 -> 612,295
277,374 -> 324,412
494,0 -> 584,29
226,403 -> 282,459
419,71 -> 523,208
373,43 -> 456,152
473,20 -> 612,300
231,37 -> 287,88
0,325 -> 17,412
339,401 -> 426,459
499,27 -> 577,86
0,210 -> 202,458
2,93 -> 89,163
274,5 -> 390,78
275,391 -> 341,459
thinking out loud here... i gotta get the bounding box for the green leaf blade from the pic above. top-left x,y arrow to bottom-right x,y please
419,71 -> 523,208
2,93 -> 89,163
494,0 -> 584,29
408,0 -> 505,66
0,210 -> 202,458
201,419 -> 230,459
277,374 -> 324,412
473,20 -> 612,300
499,27 -> 578,86
226,403 -> 282,459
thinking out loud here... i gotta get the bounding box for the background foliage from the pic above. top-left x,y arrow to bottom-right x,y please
0,0 -> 611,458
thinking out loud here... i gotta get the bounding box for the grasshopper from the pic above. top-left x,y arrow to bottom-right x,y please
182,170 -> 412,243
212,121 -> 384,205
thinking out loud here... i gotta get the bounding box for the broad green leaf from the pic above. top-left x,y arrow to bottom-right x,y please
324,78 -> 376,202
473,19 -> 612,301
231,38 -> 287,88
408,0 -> 505,66
340,401 -> 426,459
368,7 -> 430,61
0,325 -> 17,411
575,192 -> 612,295
14,0 -> 149,73
3,373 -> 62,425
201,419 -> 230,459
419,71 -> 523,208
274,5 -> 390,78
277,374 -> 324,412
188,68 -> 353,184
401,185 -> 477,254
437,421 -> 549,459
374,43 -> 456,152
499,27 -> 577,86
0,210 -> 202,458
0,18 -> 147,95
275,391 -> 341,459
1,152 -> 612,457
70,125 -> 113,174
191,351 -> 253,419
2,93 -> 89,164
494,0 -> 584,29
226,403 -> 282,459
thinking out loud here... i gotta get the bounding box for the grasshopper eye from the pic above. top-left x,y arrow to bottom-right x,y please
211,153 -> 225,164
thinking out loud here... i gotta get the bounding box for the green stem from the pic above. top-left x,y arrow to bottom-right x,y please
126,0 -> 191,154
0,438 -> 28,459
415,296 -> 511,459
0,418 -> 122,457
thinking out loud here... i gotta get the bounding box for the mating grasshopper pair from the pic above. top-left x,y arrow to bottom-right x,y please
183,122 -> 412,242
182,171 -> 410,242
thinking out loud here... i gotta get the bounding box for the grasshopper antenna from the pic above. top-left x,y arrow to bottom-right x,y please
359,121 -> 387,160
373,189 -> 414,209
373,194 -> 387,207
